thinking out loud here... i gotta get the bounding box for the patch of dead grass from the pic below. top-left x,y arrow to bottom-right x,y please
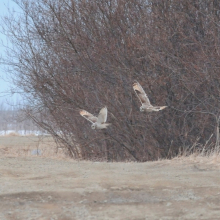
0,135 -> 69,159
169,150 -> 220,168
4,132 -> 20,137
1,135 -> 220,163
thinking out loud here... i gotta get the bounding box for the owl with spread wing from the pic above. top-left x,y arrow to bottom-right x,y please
80,106 -> 111,129
133,81 -> 167,112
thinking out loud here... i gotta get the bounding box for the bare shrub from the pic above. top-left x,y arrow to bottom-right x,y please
2,0 -> 220,161
6,132 -> 20,137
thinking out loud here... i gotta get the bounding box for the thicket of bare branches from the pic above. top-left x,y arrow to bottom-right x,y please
2,0 -> 220,161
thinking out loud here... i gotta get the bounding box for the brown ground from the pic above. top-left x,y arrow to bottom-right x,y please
0,136 -> 220,220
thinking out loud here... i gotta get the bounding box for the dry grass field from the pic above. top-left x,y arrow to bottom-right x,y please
0,135 -> 220,220
0,134 -> 67,159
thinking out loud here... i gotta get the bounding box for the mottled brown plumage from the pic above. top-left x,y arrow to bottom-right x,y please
80,107 -> 111,129
133,81 -> 167,112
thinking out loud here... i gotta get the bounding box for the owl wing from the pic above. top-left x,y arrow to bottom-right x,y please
133,81 -> 152,107
97,106 -> 108,124
79,109 -> 98,124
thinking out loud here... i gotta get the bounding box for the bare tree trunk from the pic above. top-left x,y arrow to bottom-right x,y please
215,116 -> 220,150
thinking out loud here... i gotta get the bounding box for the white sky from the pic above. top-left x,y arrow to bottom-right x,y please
0,0 -> 22,106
